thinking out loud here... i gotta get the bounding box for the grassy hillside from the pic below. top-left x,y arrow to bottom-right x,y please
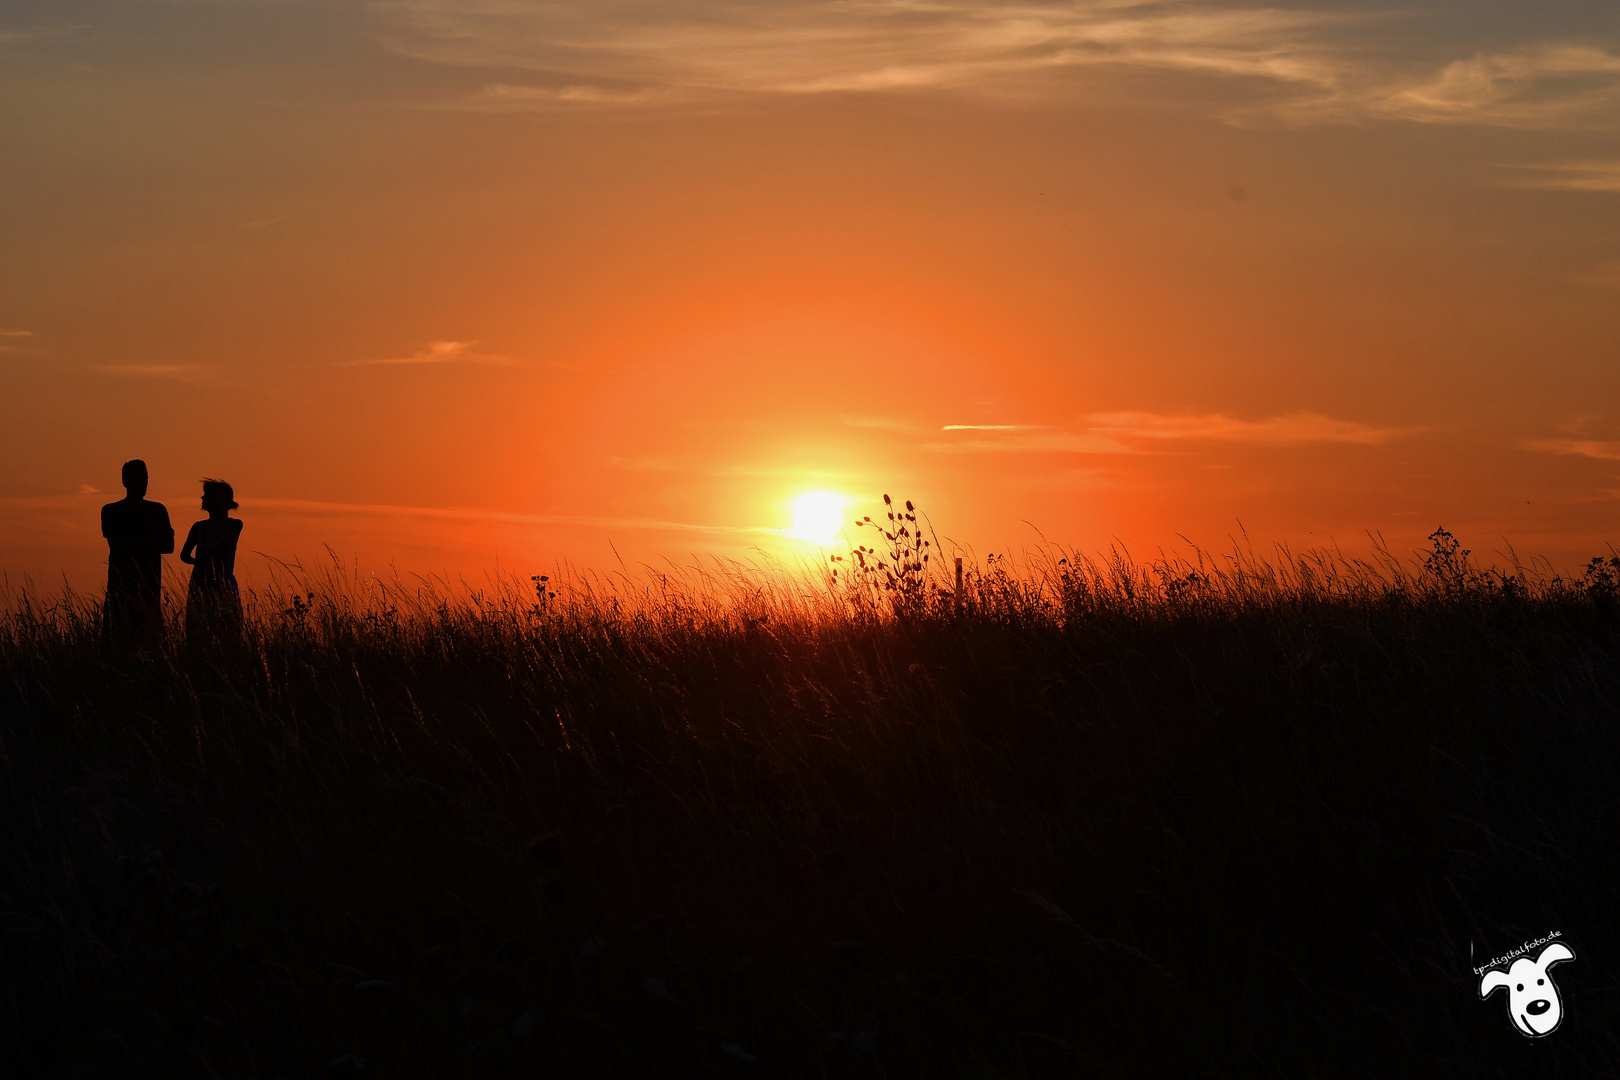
3,527 -> 1619,1077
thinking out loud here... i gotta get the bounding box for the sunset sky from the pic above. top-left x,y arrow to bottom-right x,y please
3,0 -> 1618,591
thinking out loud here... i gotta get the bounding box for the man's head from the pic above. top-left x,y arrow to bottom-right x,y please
121,459 -> 149,499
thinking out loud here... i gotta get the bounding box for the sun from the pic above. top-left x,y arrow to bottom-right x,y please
788,490 -> 845,544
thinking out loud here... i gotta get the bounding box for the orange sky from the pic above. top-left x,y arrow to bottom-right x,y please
3,0 -> 1619,592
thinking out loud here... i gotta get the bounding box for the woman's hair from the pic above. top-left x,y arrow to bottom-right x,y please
201,478 -> 238,510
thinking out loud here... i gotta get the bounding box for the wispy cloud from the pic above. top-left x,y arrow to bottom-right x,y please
253,497 -> 770,534
606,457 -> 845,482
0,329 -> 31,337
840,414 -> 912,431
1498,159 -> 1620,193
1371,46 -> 1620,129
0,25 -> 88,46
1523,438 -> 1620,462
384,0 -> 1349,108
469,82 -> 682,109
93,364 -> 213,381
351,340 -> 517,366
379,1 -> 1620,129
605,456 -> 684,473
1083,410 -> 1414,444
926,409 -> 1414,453
924,429 -> 1134,454
1574,260 -> 1620,289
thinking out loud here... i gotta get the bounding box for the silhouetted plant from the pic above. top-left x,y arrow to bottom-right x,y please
1582,555 -> 1620,606
1421,526 -> 1487,598
284,590 -> 316,630
849,494 -> 937,619
529,574 -> 556,618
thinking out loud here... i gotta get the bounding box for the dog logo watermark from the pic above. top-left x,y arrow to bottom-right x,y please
1476,933 -> 1574,1038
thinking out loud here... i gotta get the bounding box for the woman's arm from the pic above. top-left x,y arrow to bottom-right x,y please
179,523 -> 200,565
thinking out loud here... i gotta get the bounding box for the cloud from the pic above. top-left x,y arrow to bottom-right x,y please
925,409 -> 1415,453
606,456 -> 844,481
0,329 -> 31,337
351,340 -> 517,365
383,0 -> 1349,106
378,1 -> 1620,129
1574,261 -> 1620,289
76,484 -> 100,495
840,414 -> 912,430
253,497 -> 769,534
605,456 -> 683,472
1523,438 -> 1620,462
1498,159 -> 1620,193
1083,410 -> 1415,444
0,25 -> 88,46
924,429 -> 1135,454
1361,45 -> 1620,129
466,82 -> 683,110
93,364 -> 213,381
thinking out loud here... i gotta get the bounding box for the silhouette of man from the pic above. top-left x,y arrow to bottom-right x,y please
102,459 -> 174,649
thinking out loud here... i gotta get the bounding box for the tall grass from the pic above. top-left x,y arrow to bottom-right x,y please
2,525 -> 1618,1077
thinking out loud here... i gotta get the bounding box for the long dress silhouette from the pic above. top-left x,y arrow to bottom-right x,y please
180,479 -> 243,644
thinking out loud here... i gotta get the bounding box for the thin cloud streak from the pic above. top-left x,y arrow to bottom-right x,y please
0,26 -> 88,45
1084,410 -> 1415,444
927,410 -> 1415,453
472,82 -> 684,108
607,457 -> 843,481
93,364 -> 213,381
1499,160 -> 1620,193
840,414 -> 912,431
1523,438 -> 1620,462
381,1 -> 1620,128
253,497 -> 772,535
351,340 -> 517,365
1574,261 -> 1620,289
924,430 -> 1134,454
0,489 -> 104,507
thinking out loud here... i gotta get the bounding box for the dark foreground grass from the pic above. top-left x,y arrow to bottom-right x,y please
3,536 -> 1619,1078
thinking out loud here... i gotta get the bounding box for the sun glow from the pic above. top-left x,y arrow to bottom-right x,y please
788,490 -> 846,544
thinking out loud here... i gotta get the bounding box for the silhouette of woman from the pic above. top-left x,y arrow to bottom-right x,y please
180,479 -> 244,643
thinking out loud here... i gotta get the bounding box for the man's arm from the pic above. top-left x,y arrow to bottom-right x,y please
155,505 -> 175,555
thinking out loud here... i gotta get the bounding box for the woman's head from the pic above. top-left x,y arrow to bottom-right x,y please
200,478 -> 237,512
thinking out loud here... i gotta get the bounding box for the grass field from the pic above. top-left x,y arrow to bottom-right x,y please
3,521 -> 1619,1077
